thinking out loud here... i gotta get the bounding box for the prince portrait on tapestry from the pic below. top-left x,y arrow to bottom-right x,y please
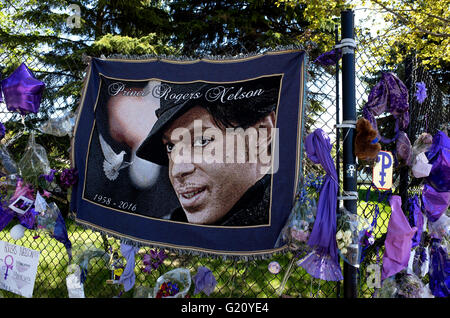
83,75 -> 282,227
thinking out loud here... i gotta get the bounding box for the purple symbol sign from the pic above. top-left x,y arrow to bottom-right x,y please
3,255 -> 14,280
378,152 -> 392,187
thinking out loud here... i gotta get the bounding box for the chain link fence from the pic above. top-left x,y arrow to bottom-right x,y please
0,9 -> 448,298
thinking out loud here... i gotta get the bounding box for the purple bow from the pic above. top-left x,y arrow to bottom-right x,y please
1,63 -> 45,115
362,72 -> 409,144
297,129 -> 343,281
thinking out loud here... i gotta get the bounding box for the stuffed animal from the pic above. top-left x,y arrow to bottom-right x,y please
355,118 -> 381,160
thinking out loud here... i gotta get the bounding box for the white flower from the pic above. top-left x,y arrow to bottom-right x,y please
336,230 -> 343,240
344,230 -> 352,239
341,248 -> 347,255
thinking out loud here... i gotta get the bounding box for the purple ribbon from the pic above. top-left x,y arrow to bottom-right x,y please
297,129 -> 343,281
421,183 -> 450,222
1,63 -> 45,115
429,239 -> 450,297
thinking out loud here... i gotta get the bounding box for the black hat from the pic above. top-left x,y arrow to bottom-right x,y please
136,76 -> 281,166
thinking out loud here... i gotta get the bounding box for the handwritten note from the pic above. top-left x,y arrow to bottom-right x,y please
0,240 -> 40,298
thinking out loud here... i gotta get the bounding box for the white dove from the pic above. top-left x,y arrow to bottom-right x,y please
98,132 -> 132,181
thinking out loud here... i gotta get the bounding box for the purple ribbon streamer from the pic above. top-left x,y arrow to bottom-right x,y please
118,243 -> 140,292
298,129 -> 343,281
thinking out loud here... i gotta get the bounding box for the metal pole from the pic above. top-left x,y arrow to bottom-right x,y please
335,22 -> 342,299
341,9 -> 358,298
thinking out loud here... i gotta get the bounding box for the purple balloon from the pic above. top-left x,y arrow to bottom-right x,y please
421,184 -> 450,222
1,63 -> 45,115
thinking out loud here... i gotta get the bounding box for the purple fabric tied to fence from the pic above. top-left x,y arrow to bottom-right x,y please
297,129 -> 343,281
0,63 -> 45,115
426,131 -> 450,193
362,72 -> 409,144
429,239 -> 450,298
0,208 -> 14,231
421,184 -> 450,222
314,48 -> 342,66
407,195 -> 423,249
118,243 -> 140,292
381,195 -> 417,281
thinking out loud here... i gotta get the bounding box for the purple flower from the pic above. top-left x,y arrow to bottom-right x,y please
40,169 -> 56,183
0,122 -> 5,141
193,266 -> 217,296
60,168 -> 78,189
142,249 -> 167,273
415,82 -> 427,104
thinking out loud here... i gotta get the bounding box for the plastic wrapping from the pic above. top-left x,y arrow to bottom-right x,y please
277,195 -> 317,252
428,214 -> 450,241
151,268 -> 191,298
0,145 -> 18,175
377,272 -> 428,298
71,244 -> 109,284
66,264 -> 85,298
17,132 -> 50,181
336,207 -> 372,267
36,202 -> 60,235
39,111 -> 77,137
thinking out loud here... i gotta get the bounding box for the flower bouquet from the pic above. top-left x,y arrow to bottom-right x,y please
151,268 -> 191,298
336,207 -> 372,267
276,174 -> 322,252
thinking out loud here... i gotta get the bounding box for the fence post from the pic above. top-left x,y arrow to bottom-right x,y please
341,9 -> 358,298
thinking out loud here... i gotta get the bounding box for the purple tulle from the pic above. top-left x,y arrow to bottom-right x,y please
314,49 -> 342,66
1,63 -> 45,115
297,251 -> 344,281
381,195 -> 417,281
407,195 -> 423,249
429,239 -> 450,298
421,184 -> 450,222
193,266 -> 217,296
426,131 -> 450,192
362,72 -> 409,144
299,129 -> 343,281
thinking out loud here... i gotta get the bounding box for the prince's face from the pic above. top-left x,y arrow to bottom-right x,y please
162,106 -> 266,225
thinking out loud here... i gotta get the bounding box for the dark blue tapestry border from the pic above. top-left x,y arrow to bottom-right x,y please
71,49 -> 307,257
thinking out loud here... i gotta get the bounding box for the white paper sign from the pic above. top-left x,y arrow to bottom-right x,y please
0,240 -> 40,298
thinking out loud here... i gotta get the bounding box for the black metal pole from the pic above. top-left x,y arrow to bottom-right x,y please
341,9 -> 358,298
335,22 -> 342,299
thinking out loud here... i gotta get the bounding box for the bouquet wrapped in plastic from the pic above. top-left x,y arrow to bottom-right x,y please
17,132 -> 51,187
276,174 -> 322,252
336,207 -> 372,267
38,110 -> 77,137
151,268 -> 191,298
